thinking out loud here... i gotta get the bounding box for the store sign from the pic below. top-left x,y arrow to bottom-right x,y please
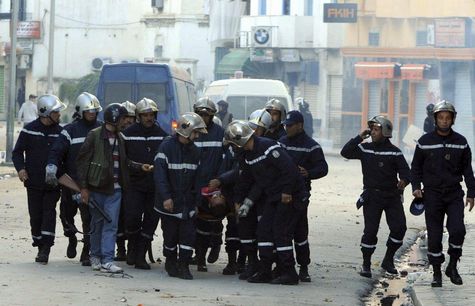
280,49 -> 300,62
17,21 -> 41,39
323,3 -> 357,23
4,39 -> 34,54
435,19 -> 466,48
250,48 -> 273,63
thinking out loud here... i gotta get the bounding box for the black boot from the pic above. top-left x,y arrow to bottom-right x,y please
239,252 -> 258,280
115,238 -> 127,261
445,257 -> 463,285
248,260 -> 272,283
36,246 -> 51,264
237,252 -> 246,274
207,245 -> 221,264
67,236 -> 77,259
270,266 -> 299,285
80,243 -> 91,266
196,246 -> 208,272
360,249 -> 372,278
135,237 -> 151,270
165,257 -> 179,277
381,246 -> 399,275
178,261 -> 193,280
126,236 -> 137,266
432,264 -> 442,287
299,265 -> 311,282
35,245 -> 43,263
223,251 -> 238,275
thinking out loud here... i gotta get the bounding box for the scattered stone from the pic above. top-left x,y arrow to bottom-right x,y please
380,280 -> 389,288
154,288 -> 160,292
120,297 -> 127,302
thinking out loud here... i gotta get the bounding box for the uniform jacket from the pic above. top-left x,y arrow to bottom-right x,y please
120,122 -> 168,192
154,135 -> 201,219
411,130 -> 475,198
76,125 -> 130,194
12,118 -> 63,190
234,136 -> 307,204
279,131 -> 328,191
265,124 -> 286,141
48,118 -> 101,180
341,136 -> 410,192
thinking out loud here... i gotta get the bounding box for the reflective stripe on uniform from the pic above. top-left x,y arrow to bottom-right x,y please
164,245 -> 177,251
32,235 -> 42,240
22,129 -> 45,136
360,243 -> 377,248
258,242 -> 274,247
71,137 -> 86,144
179,244 -> 193,250
194,141 -> 222,148
61,130 -> 72,143
449,243 -> 463,249
240,239 -> 256,244
280,144 -> 320,152
120,134 -> 164,141
225,237 -> 240,241
155,152 -> 168,162
41,231 -> 55,236
276,246 -> 293,252
358,144 -> 403,156
168,163 -> 198,170
427,251 -> 443,257
245,144 -> 281,165
417,143 -> 467,150
390,237 -> 403,244
296,239 -> 308,246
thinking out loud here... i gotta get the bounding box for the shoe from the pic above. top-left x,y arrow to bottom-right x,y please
197,264 -> 208,272
134,237 -> 151,270
35,246 -> 50,264
247,271 -> 272,283
431,265 -> 442,287
360,264 -> 372,278
100,262 -> 123,273
80,245 -> 91,267
239,255 -> 258,280
196,247 -> 207,272
178,262 -> 193,280
189,255 -> 197,265
207,245 -> 221,264
299,265 -> 311,282
114,240 -> 127,261
67,236 -> 78,259
126,236 -> 137,266
237,253 -> 246,274
445,259 -> 463,285
381,258 -> 398,275
165,258 -> 179,277
270,273 -> 299,285
91,257 -> 101,271
223,262 -> 238,275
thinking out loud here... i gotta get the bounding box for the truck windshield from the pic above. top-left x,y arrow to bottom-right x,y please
137,83 -> 168,112
227,96 -> 287,120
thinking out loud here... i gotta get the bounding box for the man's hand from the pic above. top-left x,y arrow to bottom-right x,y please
359,129 -> 371,139
397,180 -> 407,190
80,188 -> 90,205
413,189 -> 423,198
282,193 -> 292,204
238,198 -> 254,217
163,199 -> 174,212
298,166 -> 309,178
208,179 -> 221,190
466,197 -> 474,212
18,169 -> 29,182
45,164 -> 58,187
141,164 -> 154,172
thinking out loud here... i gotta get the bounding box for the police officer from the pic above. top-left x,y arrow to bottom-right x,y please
154,112 -> 207,280
423,103 -> 435,134
192,97 -> 226,272
226,120 -> 308,285
46,92 -> 102,266
264,99 -> 287,140
279,110 -> 328,282
13,94 -> 66,264
341,115 -> 410,278
120,98 -> 168,269
411,100 -> 475,287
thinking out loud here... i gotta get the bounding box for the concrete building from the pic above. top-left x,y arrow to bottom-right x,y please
341,0 -> 475,148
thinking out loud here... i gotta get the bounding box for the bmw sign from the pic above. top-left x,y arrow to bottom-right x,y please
252,26 -> 272,47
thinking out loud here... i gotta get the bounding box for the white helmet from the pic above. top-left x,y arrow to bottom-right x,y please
175,112 -> 208,138
121,101 -> 136,117
136,98 -> 158,115
368,115 -> 393,138
212,116 -> 223,127
265,98 -> 287,122
37,95 -> 66,117
75,92 -> 102,119
194,97 -> 217,115
248,109 -> 272,131
224,120 -> 254,147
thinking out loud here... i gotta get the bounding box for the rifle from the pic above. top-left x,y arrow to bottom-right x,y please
58,174 -> 112,223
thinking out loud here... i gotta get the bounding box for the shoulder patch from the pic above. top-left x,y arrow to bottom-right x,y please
272,150 -> 280,158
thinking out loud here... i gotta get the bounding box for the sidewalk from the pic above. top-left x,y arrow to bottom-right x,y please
410,223 -> 475,306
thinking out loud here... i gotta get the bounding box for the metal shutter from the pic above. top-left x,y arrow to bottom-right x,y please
414,82 -> 428,129
0,66 -> 4,114
368,80 -> 379,117
453,63 -> 474,147
392,82 -> 400,142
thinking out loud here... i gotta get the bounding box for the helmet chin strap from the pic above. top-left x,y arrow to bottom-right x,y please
436,125 -> 451,133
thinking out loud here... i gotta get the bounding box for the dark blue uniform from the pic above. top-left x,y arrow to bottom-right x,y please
48,118 -> 100,249
154,135 -> 200,264
341,136 -> 410,260
411,130 -> 475,265
265,124 -> 286,140
121,122 -> 168,265
279,131 -> 328,267
12,119 -> 63,248
236,136 -> 308,278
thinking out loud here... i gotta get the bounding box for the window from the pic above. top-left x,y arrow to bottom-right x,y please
283,0 -> 291,15
304,0 -> 313,16
104,83 -> 132,106
137,83 -> 168,112
258,0 -> 266,15
368,32 -> 380,46
416,31 -> 427,46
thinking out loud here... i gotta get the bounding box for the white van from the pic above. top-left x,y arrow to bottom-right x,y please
204,79 -> 293,120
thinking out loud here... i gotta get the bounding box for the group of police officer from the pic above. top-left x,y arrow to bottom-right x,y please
12,91 -> 473,287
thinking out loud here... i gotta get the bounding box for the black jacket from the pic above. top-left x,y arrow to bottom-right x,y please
121,122 -> 168,192
411,130 -> 475,198
154,135 -> 201,219
279,131 -> 328,191
12,118 -> 63,190
341,136 -> 410,192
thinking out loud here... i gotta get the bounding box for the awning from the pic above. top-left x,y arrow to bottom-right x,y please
401,64 -> 431,80
216,49 -> 250,75
355,62 -> 401,79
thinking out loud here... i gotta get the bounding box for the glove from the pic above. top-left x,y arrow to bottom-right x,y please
45,164 -> 58,187
238,198 -> 254,217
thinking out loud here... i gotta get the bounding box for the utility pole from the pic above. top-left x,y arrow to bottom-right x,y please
5,0 -> 19,163
46,0 -> 55,94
